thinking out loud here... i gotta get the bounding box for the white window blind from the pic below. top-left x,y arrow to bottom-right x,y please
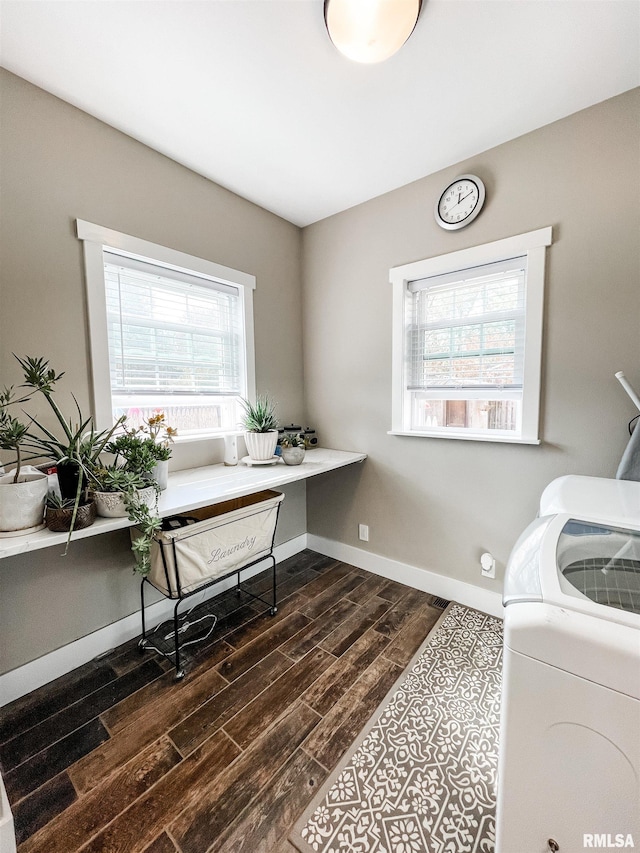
104,252 -> 244,400
406,256 -> 526,396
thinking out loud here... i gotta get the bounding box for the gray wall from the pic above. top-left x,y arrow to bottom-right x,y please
303,88 -> 640,593
0,70 -> 306,675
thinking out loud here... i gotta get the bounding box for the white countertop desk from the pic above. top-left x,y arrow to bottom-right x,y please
0,448 -> 366,560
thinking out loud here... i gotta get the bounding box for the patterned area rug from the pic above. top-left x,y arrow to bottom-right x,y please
290,603 -> 503,853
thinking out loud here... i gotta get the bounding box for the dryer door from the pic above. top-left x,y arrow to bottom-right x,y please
497,644 -> 640,853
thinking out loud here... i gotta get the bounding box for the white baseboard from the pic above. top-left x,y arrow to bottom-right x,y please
0,534 -> 307,707
307,534 -> 504,619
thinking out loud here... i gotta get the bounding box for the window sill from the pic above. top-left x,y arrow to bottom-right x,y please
388,430 -> 541,445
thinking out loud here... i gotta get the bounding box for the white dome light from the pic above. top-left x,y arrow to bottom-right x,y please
325,0 -> 422,64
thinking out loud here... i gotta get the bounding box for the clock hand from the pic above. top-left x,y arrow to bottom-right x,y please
445,190 -> 474,213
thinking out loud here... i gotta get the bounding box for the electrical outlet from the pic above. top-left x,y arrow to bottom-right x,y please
480,552 -> 496,579
358,524 -> 369,542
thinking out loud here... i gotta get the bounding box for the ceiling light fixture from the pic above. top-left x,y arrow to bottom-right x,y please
324,0 -> 422,64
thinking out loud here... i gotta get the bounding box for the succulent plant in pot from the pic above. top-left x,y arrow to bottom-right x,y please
278,432 -> 307,466
239,394 -> 279,461
45,490 -> 97,533
121,413 -> 176,490
105,434 -> 162,480
90,465 -> 158,519
91,465 -> 162,575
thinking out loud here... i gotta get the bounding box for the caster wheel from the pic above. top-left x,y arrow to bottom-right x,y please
235,588 -> 242,597
270,607 -> 278,616
175,669 -> 186,681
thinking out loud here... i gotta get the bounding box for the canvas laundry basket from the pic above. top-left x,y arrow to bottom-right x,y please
146,489 -> 284,598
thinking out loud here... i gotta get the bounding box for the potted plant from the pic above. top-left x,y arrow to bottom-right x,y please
89,461 -> 162,573
90,465 -> 157,518
90,465 -> 161,575
106,433 -> 160,478
278,432 -> 307,466
0,386 -> 48,535
124,412 -> 176,489
3,355 -> 163,571
45,490 -> 97,533
239,394 -> 279,461
15,355 -> 125,506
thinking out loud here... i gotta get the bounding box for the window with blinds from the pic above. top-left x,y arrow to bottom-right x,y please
390,227 -> 551,443
405,257 -> 526,434
103,251 -> 247,436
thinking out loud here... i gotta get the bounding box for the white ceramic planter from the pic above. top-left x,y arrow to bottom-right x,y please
0,469 -> 48,536
152,460 -> 169,490
93,486 -> 156,518
244,430 -> 278,461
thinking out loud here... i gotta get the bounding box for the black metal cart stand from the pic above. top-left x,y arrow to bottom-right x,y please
138,490 -> 283,679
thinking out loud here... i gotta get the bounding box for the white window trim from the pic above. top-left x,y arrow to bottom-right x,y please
389,226 -> 552,444
77,219 -> 256,435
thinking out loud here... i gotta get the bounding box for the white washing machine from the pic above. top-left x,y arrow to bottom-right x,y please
496,475 -> 640,853
0,772 -> 16,853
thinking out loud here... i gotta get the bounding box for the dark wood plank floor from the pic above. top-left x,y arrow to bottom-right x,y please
0,550 -> 444,853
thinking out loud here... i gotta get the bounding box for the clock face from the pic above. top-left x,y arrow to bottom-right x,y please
435,175 -> 486,230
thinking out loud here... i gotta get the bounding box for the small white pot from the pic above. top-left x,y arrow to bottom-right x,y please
281,446 -> 306,466
93,486 -> 156,518
152,460 -> 169,490
0,469 -> 48,535
244,430 -> 278,461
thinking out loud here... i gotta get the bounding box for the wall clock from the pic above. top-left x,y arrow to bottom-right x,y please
435,174 -> 486,231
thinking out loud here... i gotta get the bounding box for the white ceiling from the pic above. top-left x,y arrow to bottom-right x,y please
1,0 -> 638,227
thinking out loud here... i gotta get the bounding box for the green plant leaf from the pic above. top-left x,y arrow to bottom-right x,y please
239,394 -> 278,432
